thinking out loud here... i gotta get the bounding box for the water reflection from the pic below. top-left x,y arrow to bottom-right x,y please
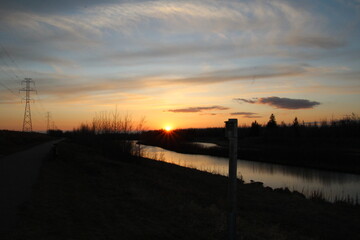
140,144 -> 360,202
192,142 -> 219,148
239,160 -> 358,185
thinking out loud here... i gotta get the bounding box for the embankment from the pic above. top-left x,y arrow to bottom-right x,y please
2,140 -> 359,240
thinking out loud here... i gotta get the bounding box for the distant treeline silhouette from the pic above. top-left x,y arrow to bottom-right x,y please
140,113 -> 360,174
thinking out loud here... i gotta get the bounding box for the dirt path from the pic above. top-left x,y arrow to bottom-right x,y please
0,139 -> 63,233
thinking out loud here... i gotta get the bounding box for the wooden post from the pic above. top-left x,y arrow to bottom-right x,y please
225,119 -> 238,240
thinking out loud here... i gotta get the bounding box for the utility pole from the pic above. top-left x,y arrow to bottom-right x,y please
225,119 -> 238,240
20,78 -> 36,132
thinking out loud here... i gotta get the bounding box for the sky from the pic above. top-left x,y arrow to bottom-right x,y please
0,0 -> 359,131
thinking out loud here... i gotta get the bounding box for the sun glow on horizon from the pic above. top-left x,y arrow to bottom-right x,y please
164,125 -> 172,132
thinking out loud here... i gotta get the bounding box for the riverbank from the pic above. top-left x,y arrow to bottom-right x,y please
139,142 -> 360,202
139,139 -> 360,175
139,125 -> 360,175
2,140 -> 359,240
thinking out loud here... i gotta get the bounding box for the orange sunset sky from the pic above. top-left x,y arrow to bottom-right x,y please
1,0 -> 359,131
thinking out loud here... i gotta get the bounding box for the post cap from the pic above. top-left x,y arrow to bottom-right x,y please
225,119 -> 238,138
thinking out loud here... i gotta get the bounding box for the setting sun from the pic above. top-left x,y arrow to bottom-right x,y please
164,126 -> 172,132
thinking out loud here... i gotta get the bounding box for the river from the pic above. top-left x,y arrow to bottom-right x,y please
139,142 -> 360,202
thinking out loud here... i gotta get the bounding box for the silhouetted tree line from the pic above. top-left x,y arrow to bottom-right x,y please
253,113 -> 360,140
140,113 -> 360,173
141,113 -> 360,143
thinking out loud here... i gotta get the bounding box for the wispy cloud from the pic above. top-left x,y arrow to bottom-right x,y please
86,43 -> 233,65
230,112 -> 261,118
10,62 -> 357,103
286,35 -> 346,49
200,113 -> 217,116
234,97 -> 321,110
21,63 -> 310,98
234,99 -> 257,104
168,106 -> 229,113
170,64 -> 308,85
0,46 -> 75,66
0,0 -> 347,50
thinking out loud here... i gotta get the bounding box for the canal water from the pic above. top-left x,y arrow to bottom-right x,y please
139,143 -> 360,202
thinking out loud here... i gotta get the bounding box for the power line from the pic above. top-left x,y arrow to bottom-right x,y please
0,64 -> 19,82
0,43 -> 27,99
0,65 -> 22,100
33,83 -> 47,112
0,81 -> 19,98
0,65 -> 21,98
0,57 -> 22,81
0,43 -> 26,79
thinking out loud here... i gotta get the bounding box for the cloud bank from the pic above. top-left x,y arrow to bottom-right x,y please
234,97 -> 321,110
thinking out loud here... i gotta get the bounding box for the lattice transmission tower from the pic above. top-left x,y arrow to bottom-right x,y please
20,78 -> 36,132
46,112 -> 51,132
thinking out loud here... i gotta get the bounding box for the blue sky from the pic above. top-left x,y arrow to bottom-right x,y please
0,0 -> 359,130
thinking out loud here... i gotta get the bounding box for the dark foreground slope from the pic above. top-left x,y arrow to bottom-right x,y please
0,130 -> 55,157
2,140 -> 359,240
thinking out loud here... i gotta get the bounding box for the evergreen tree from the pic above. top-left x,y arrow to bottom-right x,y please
293,117 -> 299,128
292,117 -> 300,136
266,114 -> 277,128
250,120 -> 260,136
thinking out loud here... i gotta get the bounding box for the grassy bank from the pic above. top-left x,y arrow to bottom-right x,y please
2,140 -> 360,240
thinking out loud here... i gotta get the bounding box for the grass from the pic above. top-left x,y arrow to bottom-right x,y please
2,140 -> 360,240
0,130 -> 55,156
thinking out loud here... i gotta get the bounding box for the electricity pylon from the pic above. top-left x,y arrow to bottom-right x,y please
46,112 -> 51,132
20,78 -> 36,132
